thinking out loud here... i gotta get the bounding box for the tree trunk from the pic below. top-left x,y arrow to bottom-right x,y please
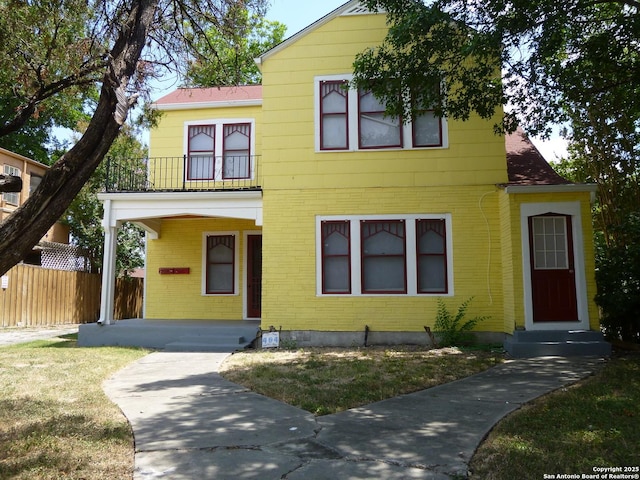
0,0 -> 159,276
0,175 -> 21,193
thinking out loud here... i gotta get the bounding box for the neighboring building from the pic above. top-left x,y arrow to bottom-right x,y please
96,1 -> 608,355
0,147 -> 70,266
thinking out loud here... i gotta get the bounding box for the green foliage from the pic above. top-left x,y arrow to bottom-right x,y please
185,6 -> 286,86
594,214 -> 640,343
0,0 -> 103,161
433,297 -> 488,347
64,126 -> 147,275
355,0 -> 639,136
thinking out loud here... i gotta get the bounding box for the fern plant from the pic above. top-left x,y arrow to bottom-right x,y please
433,297 -> 488,347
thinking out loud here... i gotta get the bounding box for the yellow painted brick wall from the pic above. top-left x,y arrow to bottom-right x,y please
261,186 -> 505,332
260,11 -> 508,192
145,217 -> 260,320
499,190 -> 519,332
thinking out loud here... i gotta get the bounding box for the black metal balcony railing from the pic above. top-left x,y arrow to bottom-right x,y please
104,155 -> 262,193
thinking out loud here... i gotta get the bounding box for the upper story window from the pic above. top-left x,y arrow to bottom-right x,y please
316,75 -> 447,152
185,119 -> 255,181
2,165 -> 20,206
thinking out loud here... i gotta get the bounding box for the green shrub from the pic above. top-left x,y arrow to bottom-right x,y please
434,297 -> 488,347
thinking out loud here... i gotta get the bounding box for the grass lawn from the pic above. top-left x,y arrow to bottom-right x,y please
0,335 -> 148,480
469,353 -> 640,479
219,345 -> 504,415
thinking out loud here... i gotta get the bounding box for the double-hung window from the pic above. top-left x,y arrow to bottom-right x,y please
186,120 -> 255,181
187,125 -> 215,180
204,233 -> 238,295
223,123 -> 251,179
316,76 -> 446,151
317,215 -> 452,296
2,165 -> 20,205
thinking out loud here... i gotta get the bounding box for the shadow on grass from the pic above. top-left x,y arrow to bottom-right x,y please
0,398 -> 132,478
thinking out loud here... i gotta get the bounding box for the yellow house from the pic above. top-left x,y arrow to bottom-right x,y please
92,0 -> 609,356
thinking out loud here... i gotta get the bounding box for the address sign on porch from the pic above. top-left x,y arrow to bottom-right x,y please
158,267 -> 190,275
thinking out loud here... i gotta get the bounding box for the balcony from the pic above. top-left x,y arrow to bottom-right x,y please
104,155 -> 262,193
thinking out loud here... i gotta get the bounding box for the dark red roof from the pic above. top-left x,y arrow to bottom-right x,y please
505,129 -> 571,186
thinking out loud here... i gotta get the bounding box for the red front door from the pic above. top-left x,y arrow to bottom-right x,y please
246,235 -> 262,318
529,214 -> 578,322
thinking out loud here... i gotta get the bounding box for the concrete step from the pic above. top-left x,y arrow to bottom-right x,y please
164,334 -> 250,352
504,330 -> 611,358
164,341 -> 249,352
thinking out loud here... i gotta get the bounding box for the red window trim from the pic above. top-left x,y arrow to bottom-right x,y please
321,220 -> 351,294
222,123 -> 252,180
205,234 -> 235,294
187,124 -> 216,181
416,219 -> 448,294
357,88 -> 403,150
360,219 -> 407,294
319,80 -> 349,151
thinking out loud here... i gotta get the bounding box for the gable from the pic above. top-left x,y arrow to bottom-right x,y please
257,1 -> 379,65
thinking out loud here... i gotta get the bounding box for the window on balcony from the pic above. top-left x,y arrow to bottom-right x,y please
187,125 -> 215,180
317,214 -> 452,296
223,123 -> 251,179
316,76 -> 446,151
185,119 -> 255,182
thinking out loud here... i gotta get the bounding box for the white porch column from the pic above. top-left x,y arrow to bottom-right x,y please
99,199 -> 120,325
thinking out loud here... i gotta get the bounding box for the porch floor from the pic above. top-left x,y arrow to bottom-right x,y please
78,319 -> 262,352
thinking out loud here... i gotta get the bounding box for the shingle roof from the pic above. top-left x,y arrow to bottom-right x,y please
505,129 -> 571,186
154,85 -> 263,107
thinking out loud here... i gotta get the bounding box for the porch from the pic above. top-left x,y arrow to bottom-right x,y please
78,319 -> 261,352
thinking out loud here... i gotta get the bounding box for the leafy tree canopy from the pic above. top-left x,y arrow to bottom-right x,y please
0,0 -> 269,276
353,0 -> 640,136
185,6 -> 286,86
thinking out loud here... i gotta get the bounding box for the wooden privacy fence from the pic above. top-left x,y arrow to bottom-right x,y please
0,264 -> 143,327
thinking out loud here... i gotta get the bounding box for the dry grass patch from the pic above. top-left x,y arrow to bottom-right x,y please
0,335 -> 148,480
219,346 -> 504,415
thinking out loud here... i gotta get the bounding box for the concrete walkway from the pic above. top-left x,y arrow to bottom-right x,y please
103,352 -> 603,479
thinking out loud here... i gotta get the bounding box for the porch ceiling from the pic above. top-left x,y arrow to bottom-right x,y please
99,191 -> 263,239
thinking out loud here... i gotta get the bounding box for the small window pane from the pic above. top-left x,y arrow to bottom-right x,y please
322,116 -> 348,149
359,91 -> 385,111
418,256 -> 446,292
209,243 -> 233,262
360,113 -> 401,148
323,90 -> 347,114
225,130 -> 249,150
419,229 -> 445,254
223,154 -> 249,179
363,228 -> 404,255
323,257 -> 350,292
208,264 -> 233,292
413,112 -> 442,147
189,156 -> 214,180
362,257 -> 405,292
324,230 -> 349,255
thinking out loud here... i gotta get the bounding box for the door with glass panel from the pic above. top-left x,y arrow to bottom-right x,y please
528,214 -> 578,322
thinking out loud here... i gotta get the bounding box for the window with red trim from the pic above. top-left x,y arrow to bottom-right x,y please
321,221 -> 351,294
416,219 -> 448,293
187,125 -> 215,180
223,123 -> 251,179
361,220 -> 406,293
320,80 -> 349,150
206,234 -> 235,294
